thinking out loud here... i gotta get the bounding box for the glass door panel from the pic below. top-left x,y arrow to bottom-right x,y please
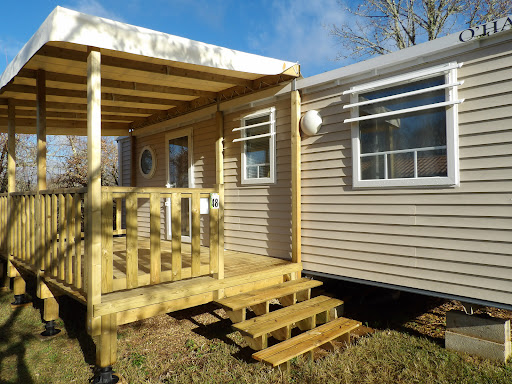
167,135 -> 191,242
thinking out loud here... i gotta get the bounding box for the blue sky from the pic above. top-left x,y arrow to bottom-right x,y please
0,0 -> 352,78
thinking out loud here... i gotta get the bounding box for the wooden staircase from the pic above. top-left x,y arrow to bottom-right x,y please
215,277 -> 361,369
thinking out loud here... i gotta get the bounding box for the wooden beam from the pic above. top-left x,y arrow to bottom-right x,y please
37,46 -> 253,87
0,120 -> 130,136
0,108 -> 140,122
86,48 -> 102,337
291,90 -> 301,267
17,68 -> 217,99
9,99 -> 162,115
4,84 -> 189,107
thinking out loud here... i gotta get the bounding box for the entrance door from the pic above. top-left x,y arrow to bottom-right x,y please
166,129 -> 193,242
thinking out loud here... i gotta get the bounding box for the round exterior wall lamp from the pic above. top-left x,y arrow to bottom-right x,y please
139,145 -> 157,179
300,110 -> 323,136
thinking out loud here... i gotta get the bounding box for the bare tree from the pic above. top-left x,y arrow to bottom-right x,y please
330,0 -> 512,59
54,136 -> 118,188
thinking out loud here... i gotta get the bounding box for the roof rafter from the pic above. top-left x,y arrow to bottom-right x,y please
37,45 -> 255,87
16,68 -> 217,99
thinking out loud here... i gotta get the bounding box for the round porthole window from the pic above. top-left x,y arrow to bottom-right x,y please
139,145 -> 157,179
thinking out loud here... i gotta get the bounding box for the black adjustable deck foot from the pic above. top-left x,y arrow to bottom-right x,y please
11,294 -> 31,308
93,367 -> 119,384
41,320 -> 61,337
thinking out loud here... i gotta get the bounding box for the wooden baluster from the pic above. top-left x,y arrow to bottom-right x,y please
21,196 -> 26,262
149,193 -> 161,285
74,194 -> 82,290
51,194 -> 58,277
58,194 -> 66,281
115,198 -> 122,235
191,192 -> 200,277
125,193 -> 138,289
209,194 -> 219,276
171,192 -> 181,281
38,194 -> 45,271
101,192 -> 113,294
45,194 -> 51,274
66,194 -> 75,285
30,195 -> 35,267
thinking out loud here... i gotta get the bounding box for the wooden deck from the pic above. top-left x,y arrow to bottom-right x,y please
111,236 -> 293,282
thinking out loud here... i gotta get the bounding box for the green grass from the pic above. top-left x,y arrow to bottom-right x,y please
0,290 -> 511,383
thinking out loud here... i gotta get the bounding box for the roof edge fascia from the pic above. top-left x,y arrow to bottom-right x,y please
0,6 -> 298,90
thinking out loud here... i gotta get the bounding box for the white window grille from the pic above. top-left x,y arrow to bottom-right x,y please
344,63 -> 464,188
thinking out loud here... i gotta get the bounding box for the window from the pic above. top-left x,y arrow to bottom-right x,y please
139,145 -> 157,178
234,107 -> 276,184
344,63 -> 464,188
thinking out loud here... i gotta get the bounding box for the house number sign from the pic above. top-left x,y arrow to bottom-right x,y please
210,193 -> 220,209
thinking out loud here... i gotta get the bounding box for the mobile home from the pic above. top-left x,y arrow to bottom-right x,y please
0,7 -> 510,381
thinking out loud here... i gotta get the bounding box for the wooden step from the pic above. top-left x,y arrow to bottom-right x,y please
253,317 -> 361,369
216,278 -> 323,323
233,295 -> 343,350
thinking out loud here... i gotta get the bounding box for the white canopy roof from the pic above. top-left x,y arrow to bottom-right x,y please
1,6 -> 298,90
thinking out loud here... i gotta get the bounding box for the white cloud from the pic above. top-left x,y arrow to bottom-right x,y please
62,0 -> 125,22
248,0 -> 348,76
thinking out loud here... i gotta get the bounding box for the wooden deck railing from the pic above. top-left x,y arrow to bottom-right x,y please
8,188 -> 87,292
100,186 -> 221,293
2,185 -> 223,304
0,193 -> 8,254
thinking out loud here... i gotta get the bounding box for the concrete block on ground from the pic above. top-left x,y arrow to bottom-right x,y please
445,310 -> 511,362
446,331 -> 511,362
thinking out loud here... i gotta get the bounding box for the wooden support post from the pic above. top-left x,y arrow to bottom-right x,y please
86,48 -> 102,336
171,193 -> 182,281
13,275 -> 26,296
291,90 -> 301,276
97,314 -> 117,368
149,193 -> 161,285
36,70 -> 47,274
43,297 -> 59,322
7,100 -> 15,277
101,192 -> 113,293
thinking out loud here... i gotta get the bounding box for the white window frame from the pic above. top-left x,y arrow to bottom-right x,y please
234,107 -> 276,185
344,63 -> 463,188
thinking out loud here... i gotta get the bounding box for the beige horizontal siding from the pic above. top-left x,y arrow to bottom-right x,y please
299,39 -> 512,306
223,97 -> 292,259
